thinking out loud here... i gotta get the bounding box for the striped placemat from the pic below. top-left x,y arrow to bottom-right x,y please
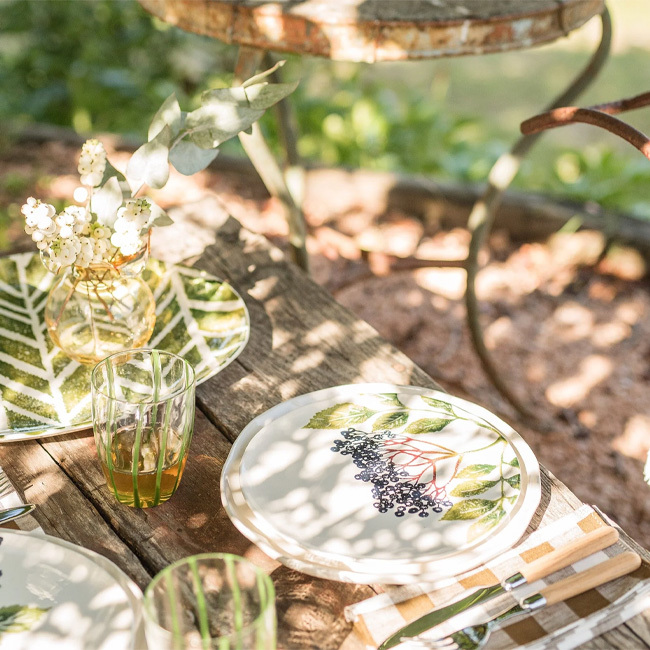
345,505 -> 650,649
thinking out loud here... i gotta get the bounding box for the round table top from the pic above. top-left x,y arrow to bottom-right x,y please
137,0 -> 605,62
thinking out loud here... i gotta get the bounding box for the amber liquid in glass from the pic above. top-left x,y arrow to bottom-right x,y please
100,425 -> 188,507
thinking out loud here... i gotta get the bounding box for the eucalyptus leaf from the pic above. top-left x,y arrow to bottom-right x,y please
405,417 -> 453,434
186,103 -> 264,150
127,124 -> 171,189
242,59 -> 286,88
169,140 -> 219,176
441,499 -> 497,521
148,92 -> 182,140
456,464 -> 497,479
244,80 -> 299,110
201,87 -> 249,106
450,479 -> 498,498
99,159 -> 128,194
468,507 -> 507,542
91,175 -> 123,227
149,201 -> 173,228
305,403 -> 376,429
372,411 -> 408,432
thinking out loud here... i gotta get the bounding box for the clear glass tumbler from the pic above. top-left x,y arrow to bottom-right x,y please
143,553 -> 276,650
91,349 -> 196,507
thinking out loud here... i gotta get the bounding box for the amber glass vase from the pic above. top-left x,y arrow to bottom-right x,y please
44,239 -> 156,365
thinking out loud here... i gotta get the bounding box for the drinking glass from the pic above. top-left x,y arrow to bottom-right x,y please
143,553 -> 276,650
91,349 -> 196,508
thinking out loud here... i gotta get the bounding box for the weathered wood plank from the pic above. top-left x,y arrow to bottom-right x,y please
0,438 -> 151,588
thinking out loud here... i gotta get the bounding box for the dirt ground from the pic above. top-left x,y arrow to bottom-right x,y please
4,139 -> 650,549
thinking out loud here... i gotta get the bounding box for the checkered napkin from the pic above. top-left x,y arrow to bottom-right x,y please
345,505 -> 650,649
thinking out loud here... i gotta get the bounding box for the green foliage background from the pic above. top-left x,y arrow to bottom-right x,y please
1,0 -> 649,225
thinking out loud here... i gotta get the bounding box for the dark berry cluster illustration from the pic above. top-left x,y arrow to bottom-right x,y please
331,428 -> 453,518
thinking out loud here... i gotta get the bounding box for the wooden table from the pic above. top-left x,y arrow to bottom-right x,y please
1,212 -> 649,648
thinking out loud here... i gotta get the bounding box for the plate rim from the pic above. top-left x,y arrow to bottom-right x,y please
221,383 -> 541,584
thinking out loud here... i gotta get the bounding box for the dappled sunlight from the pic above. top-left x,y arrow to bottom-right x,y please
414,267 -> 465,300
613,415 -> 650,462
549,301 -> 594,343
545,355 -> 613,408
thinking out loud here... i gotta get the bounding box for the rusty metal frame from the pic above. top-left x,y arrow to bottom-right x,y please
464,7 -> 612,426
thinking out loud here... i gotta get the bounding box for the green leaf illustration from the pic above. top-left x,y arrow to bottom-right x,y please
0,254 -> 249,439
374,393 -> 406,408
456,464 -> 497,478
372,411 -> 409,432
406,417 -> 453,434
441,499 -> 497,521
421,396 -> 455,413
305,403 -> 376,429
0,604 -> 49,634
505,474 -> 521,490
468,507 -> 507,542
450,480 -> 498,498
508,457 -> 520,468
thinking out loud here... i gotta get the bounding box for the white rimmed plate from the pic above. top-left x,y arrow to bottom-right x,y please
0,529 -> 138,649
221,384 -> 541,584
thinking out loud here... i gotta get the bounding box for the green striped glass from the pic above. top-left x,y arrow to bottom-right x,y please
144,554 -> 276,650
91,349 -> 195,508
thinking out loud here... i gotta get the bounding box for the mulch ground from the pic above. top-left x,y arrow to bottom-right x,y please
3,138 -> 650,548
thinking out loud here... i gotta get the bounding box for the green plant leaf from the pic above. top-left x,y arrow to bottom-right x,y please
169,139 -> 219,176
0,604 -> 49,634
372,411 -> 408,432
456,464 -> 497,478
467,507 -> 507,542
148,92 -> 182,140
127,124 -> 171,190
244,80 -> 299,110
242,60 -> 286,88
406,417 -> 453,434
186,102 -> 264,150
441,499 -> 497,521
420,396 -> 455,413
91,175 -> 123,227
305,403 -> 376,429
505,474 -> 521,490
374,393 -> 405,408
450,479 -> 498,498
149,201 -> 173,228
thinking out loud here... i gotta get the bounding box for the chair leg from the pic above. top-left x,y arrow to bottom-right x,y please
464,7 -> 612,427
235,46 -> 310,273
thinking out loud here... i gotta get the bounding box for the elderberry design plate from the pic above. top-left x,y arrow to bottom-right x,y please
0,252 -> 249,442
221,384 -> 541,584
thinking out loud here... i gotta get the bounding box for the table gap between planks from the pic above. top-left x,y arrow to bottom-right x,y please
1,213 -> 649,649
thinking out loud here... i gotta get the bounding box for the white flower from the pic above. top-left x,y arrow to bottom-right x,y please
75,237 -> 95,268
111,227 -> 142,257
51,238 -> 80,267
91,225 -> 111,240
21,197 -> 56,229
116,198 -> 151,231
78,139 -> 107,187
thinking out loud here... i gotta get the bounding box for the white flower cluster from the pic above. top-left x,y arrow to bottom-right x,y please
78,139 -> 107,187
111,199 -> 152,257
22,138 -> 161,271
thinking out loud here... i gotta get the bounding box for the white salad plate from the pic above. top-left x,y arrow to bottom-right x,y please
0,529 -> 140,650
222,384 -> 541,584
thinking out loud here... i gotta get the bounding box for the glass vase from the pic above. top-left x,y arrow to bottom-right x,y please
44,240 -> 156,365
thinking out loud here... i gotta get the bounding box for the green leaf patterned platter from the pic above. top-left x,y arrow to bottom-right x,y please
221,384 -> 541,584
0,252 -> 249,441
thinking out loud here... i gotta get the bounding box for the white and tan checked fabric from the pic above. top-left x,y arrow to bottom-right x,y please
345,505 -> 650,649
